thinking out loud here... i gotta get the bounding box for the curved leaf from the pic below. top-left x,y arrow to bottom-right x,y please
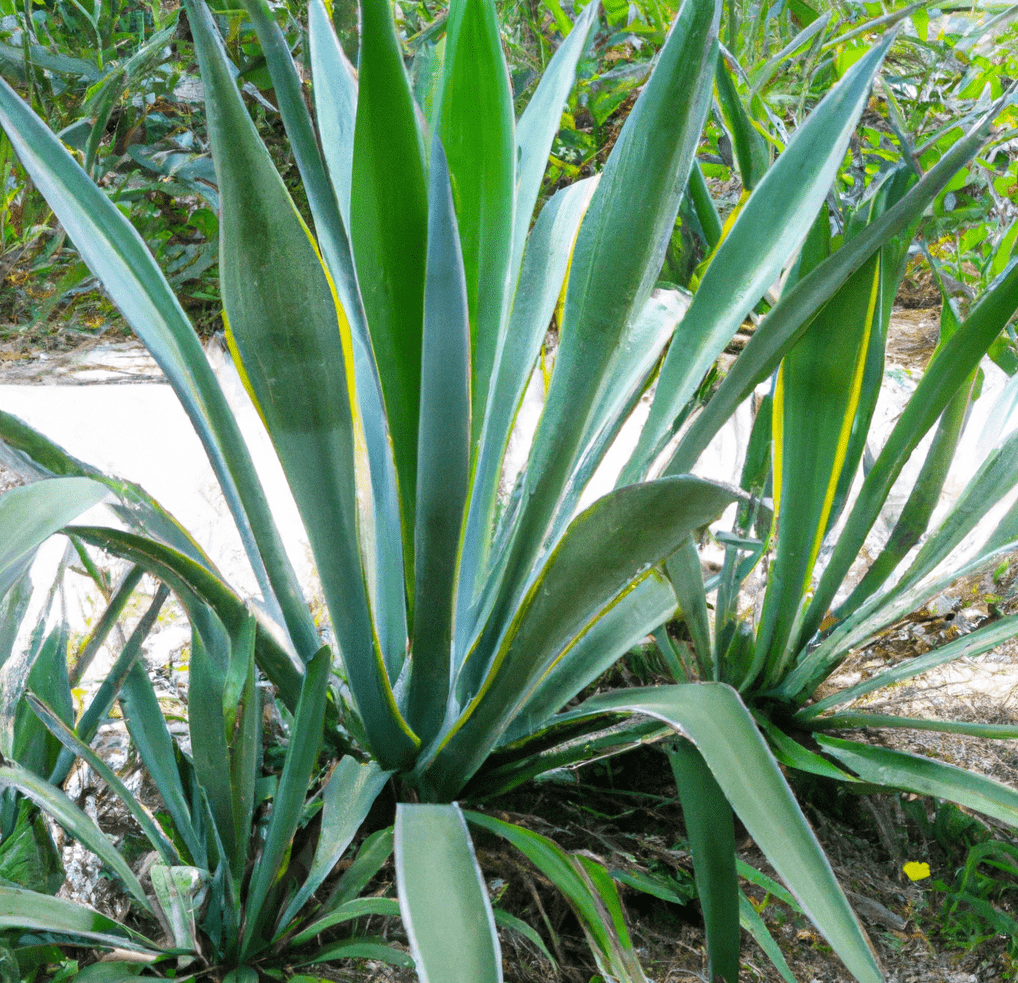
631,30 -> 894,477
511,0 -> 599,289
240,0 -> 407,679
277,757 -> 392,930
186,0 -> 417,768
0,765 -> 152,914
0,886 -> 156,951
395,803 -> 502,983
667,97 -> 1005,476
242,645 -> 332,955
0,74 -> 316,659
577,684 -> 882,983
818,735 -> 1018,830
501,0 -> 718,601
803,257 -> 1018,643
458,177 -> 598,655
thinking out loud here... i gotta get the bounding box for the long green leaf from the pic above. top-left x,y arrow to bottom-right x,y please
739,892 -> 798,983
186,0 -> 418,769
630,30 -> 894,478
119,661 -> 205,868
802,257 -> 1018,644
287,896 -> 401,947
240,0 -> 408,682
504,570 -> 677,742
801,612 -> 1018,720
511,0 -> 599,290
499,0 -> 718,605
68,525 -> 303,711
28,695 -> 181,867
409,138 -> 472,744
242,645 -> 331,955
576,684 -> 882,983
395,803 -> 502,983
458,177 -> 598,655
0,886 -> 156,951
466,811 -> 621,967
351,0 -> 428,579
308,0 -> 357,229
187,626 -> 243,877
0,765 -> 152,913
0,412 -> 219,577
437,0 -> 515,442
756,253 -> 882,682
0,477 -> 108,598
666,99 -> 1006,478
668,741 -> 739,983
277,757 -> 391,929
425,476 -> 735,799
0,75 -> 316,659
817,735 -> 1018,830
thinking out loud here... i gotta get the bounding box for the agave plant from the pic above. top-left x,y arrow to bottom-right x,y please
2,604 -> 404,980
0,0 -> 1007,977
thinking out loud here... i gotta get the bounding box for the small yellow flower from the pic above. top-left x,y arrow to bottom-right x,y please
903,861 -> 931,882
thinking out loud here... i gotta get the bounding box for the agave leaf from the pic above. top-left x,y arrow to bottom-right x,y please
500,0 -> 718,602
425,476 -> 736,799
0,885 -> 156,951
755,253 -> 882,683
69,525 -> 303,710
395,803 -> 502,983
409,139 -> 472,743
749,11 -> 831,91
0,477 -> 108,598
319,826 -> 394,914
715,50 -> 769,190
241,0 -> 407,678
459,177 -> 598,653
188,614 -> 259,885
0,412 -> 220,577
119,661 -> 206,868
836,311 -> 972,617
242,645 -> 331,955
186,0 -> 417,768
150,865 -> 207,956
351,0 -> 429,575
308,0 -> 357,228
466,715 -> 669,801
668,97 -> 1007,476
739,892 -> 798,983
668,741 -> 739,983
0,76 -> 315,658
511,0 -> 599,290
28,695 -> 181,866
504,570 -> 678,743
287,896 -> 401,947
801,613 -> 1018,720
802,258 -> 1018,644
576,684 -> 882,983
437,0 -> 515,441
817,735 -> 1018,830
276,758 -> 391,931
465,813 -> 614,960
631,30 -> 894,479
298,937 -> 414,968
0,765 -> 152,914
